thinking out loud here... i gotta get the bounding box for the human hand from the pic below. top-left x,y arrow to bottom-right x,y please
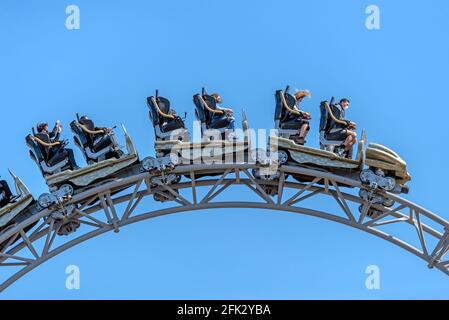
55,120 -> 63,133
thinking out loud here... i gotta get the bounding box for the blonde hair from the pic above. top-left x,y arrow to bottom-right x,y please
294,90 -> 311,100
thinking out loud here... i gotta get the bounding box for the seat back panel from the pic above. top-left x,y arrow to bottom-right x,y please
193,94 -> 207,124
70,121 -> 90,148
25,134 -> 45,163
147,96 -> 161,127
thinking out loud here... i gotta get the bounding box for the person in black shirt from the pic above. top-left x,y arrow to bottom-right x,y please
36,122 -> 80,170
325,98 -> 357,157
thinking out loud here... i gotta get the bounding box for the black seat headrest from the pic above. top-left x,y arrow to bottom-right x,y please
25,134 -> 45,162
156,97 -> 171,116
70,120 -> 81,131
79,119 -> 95,131
70,120 -> 90,147
147,96 -> 160,127
275,90 -> 296,121
35,132 -> 51,143
203,95 -> 218,111
284,92 -> 296,107
196,94 -> 219,125
319,101 -> 329,132
147,96 -> 175,126
193,94 -> 207,123
274,90 -> 283,121
25,134 -> 35,146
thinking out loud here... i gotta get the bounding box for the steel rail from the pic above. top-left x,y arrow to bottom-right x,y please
0,163 -> 447,292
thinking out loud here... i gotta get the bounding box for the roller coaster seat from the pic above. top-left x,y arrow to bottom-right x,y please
319,101 -> 347,151
193,94 -> 232,134
147,95 -> 188,141
0,180 -> 12,208
25,133 -> 69,175
70,120 -> 119,164
274,90 -> 305,139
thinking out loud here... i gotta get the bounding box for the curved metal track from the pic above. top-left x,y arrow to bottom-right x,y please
0,163 -> 448,292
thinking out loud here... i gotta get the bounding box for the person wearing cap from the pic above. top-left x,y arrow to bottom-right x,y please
0,179 -> 13,208
36,122 -> 80,170
326,98 -> 357,158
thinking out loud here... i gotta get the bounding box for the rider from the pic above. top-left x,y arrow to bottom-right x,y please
78,115 -> 121,157
0,179 -> 13,207
326,98 -> 357,158
283,90 -> 312,145
36,122 -> 80,170
210,93 -> 235,130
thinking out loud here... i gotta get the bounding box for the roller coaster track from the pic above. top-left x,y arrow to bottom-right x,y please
0,162 -> 448,292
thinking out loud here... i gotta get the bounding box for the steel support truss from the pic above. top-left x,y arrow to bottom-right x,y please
0,163 -> 448,292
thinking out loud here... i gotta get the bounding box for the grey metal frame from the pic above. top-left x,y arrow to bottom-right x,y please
319,130 -> 345,151
31,149 -> 69,175
0,163 -> 448,292
274,120 -> 300,139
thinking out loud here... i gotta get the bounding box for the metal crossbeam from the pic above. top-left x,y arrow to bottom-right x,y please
242,169 -> 274,204
283,177 -> 321,206
429,229 -> 449,268
99,193 -> 120,233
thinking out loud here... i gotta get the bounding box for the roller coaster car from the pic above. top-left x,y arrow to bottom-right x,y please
177,91 -> 249,164
26,127 -> 139,209
0,173 -> 37,248
269,129 -> 411,195
70,117 -> 123,165
143,91 -> 250,174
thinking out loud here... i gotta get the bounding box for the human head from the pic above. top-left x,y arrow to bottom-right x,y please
80,115 -> 89,121
294,90 -> 311,102
211,93 -> 222,104
340,98 -> 350,109
37,122 -> 48,133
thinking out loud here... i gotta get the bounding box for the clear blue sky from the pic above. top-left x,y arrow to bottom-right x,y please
1,0 -> 449,299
